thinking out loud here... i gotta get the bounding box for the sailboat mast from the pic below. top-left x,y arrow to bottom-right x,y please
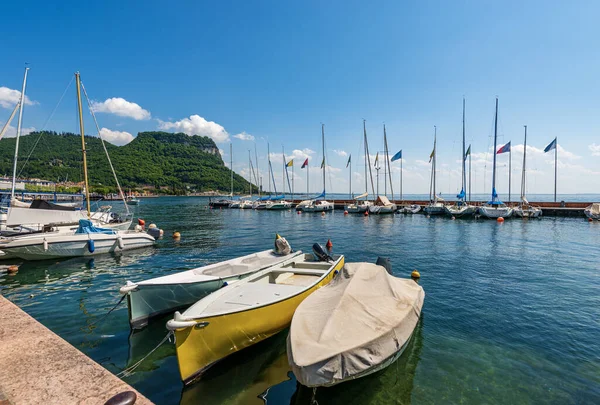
11,67 -> 29,199
248,150 -> 252,198
433,126 -> 437,199
364,123 -> 367,195
384,124 -> 394,200
321,124 -> 326,194
75,72 -> 91,217
462,98 -> 466,201
491,97 -> 499,201
521,126 -> 527,200
364,120 -> 376,197
254,144 -> 260,197
230,143 -> 233,197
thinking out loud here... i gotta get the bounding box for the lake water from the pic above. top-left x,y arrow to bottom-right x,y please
1,196 -> 599,405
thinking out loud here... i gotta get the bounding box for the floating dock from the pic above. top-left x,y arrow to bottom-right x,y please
0,295 -> 153,405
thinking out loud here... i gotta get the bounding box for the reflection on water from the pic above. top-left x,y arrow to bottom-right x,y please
2,197 -> 599,405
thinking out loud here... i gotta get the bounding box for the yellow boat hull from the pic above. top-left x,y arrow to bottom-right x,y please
174,257 -> 344,384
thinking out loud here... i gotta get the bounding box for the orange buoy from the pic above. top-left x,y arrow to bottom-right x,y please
297,210 -> 301,214
173,231 -> 181,239
497,217 -> 505,223
7,265 -> 18,274
326,239 -> 333,250
138,218 -> 145,227
344,210 -> 348,215
588,217 -> 593,222
364,211 -> 369,217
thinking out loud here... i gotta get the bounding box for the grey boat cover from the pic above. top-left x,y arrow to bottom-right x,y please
288,262 -> 424,387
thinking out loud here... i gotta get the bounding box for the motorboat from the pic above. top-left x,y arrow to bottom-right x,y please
209,197 -> 232,209
266,200 -> 292,210
287,262 -> 424,387
0,219 -> 154,261
166,244 -> 344,385
121,240 -> 301,328
125,196 -> 140,205
584,203 -> 600,220
368,196 -> 397,214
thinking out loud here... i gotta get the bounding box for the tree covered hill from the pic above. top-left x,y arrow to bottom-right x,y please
0,131 -> 256,194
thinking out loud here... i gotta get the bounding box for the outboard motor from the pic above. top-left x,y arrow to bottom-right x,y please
376,257 -> 392,275
312,243 -> 332,262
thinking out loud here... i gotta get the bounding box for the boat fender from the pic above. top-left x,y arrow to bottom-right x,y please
88,239 -> 95,253
274,234 -> 292,255
376,257 -> 392,274
119,281 -> 138,294
43,238 -> 49,252
134,224 -> 143,232
166,312 -> 203,331
117,236 -> 125,249
222,281 -> 228,287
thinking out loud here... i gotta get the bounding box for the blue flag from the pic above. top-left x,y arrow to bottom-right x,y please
544,138 -> 557,153
391,150 -> 402,162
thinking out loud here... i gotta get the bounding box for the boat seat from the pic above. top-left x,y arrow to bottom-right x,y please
199,264 -> 249,277
275,274 -> 320,287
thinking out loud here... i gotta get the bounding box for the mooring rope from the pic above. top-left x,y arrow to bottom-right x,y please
117,331 -> 173,378
86,294 -> 127,329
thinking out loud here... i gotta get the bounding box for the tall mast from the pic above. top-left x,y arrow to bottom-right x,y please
461,98 -> 466,201
248,150 -> 252,198
254,144 -> 260,197
491,97 -> 499,202
364,122 -> 367,195
433,126 -> 437,200
230,143 -> 233,197
521,125 -> 527,200
363,120 -> 376,197
11,67 -> 29,199
384,124 -> 394,200
75,72 -> 91,217
321,124 -> 326,194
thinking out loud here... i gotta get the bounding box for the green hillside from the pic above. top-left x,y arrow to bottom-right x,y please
0,131 -> 256,194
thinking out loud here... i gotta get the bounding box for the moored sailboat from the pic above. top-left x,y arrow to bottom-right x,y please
303,125 -> 334,212
445,99 -> 476,218
345,121 -> 374,214
513,125 -> 542,218
368,124 -> 397,214
424,127 -> 445,215
479,98 -> 513,219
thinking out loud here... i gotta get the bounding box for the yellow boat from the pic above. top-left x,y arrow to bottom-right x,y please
167,248 -> 344,384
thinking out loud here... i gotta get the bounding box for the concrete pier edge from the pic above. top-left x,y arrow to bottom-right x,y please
0,295 -> 153,405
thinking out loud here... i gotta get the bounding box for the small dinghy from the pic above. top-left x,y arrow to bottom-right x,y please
400,204 -> 421,214
121,236 -> 301,328
287,262 -> 424,387
166,244 -> 344,385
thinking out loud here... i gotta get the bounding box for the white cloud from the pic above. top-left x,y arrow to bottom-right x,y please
0,122 -> 35,138
99,128 -> 134,146
0,87 -> 37,109
233,132 -> 255,141
157,114 -> 230,143
589,143 -> 600,156
333,149 -> 347,157
90,97 -> 151,120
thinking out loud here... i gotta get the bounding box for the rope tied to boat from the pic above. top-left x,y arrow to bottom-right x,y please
117,331 -> 173,378
310,387 -> 319,405
86,294 -> 127,329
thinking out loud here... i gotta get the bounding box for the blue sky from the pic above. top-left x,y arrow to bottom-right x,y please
1,1 -> 599,195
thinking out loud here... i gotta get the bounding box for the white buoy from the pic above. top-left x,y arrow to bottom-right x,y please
43,239 -> 48,252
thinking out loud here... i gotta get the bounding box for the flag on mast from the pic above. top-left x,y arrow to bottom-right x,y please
286,159 -> 293,167
391,150 -> 402,162
544,138 -> 557,152
464,145 -> 471,161
320,157 -> 325,169
301,158 -> 308,168
497,141 -> 511,154
374,152 -> 379,166
428,149 -> 435,163
346,154 -> 351,168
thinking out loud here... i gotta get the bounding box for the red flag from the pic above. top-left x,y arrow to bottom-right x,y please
301,158 -> 308,168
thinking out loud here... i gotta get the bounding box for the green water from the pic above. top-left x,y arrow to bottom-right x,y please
1,197 -> 598,404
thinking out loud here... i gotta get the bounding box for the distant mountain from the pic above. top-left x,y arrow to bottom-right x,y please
0,131 -> 256,194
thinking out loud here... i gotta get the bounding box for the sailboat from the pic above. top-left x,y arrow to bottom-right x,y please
302,125 -> 334,212
369,124 -> 397,214
0,72 -> 154,261
445,99 -> 476,218
513,125 -> 542,218
423,126 -> 445,215
479,98 -> 513,219
345,121 -> 373,213
266,149 -> 292,210
236,151 -> 255,209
